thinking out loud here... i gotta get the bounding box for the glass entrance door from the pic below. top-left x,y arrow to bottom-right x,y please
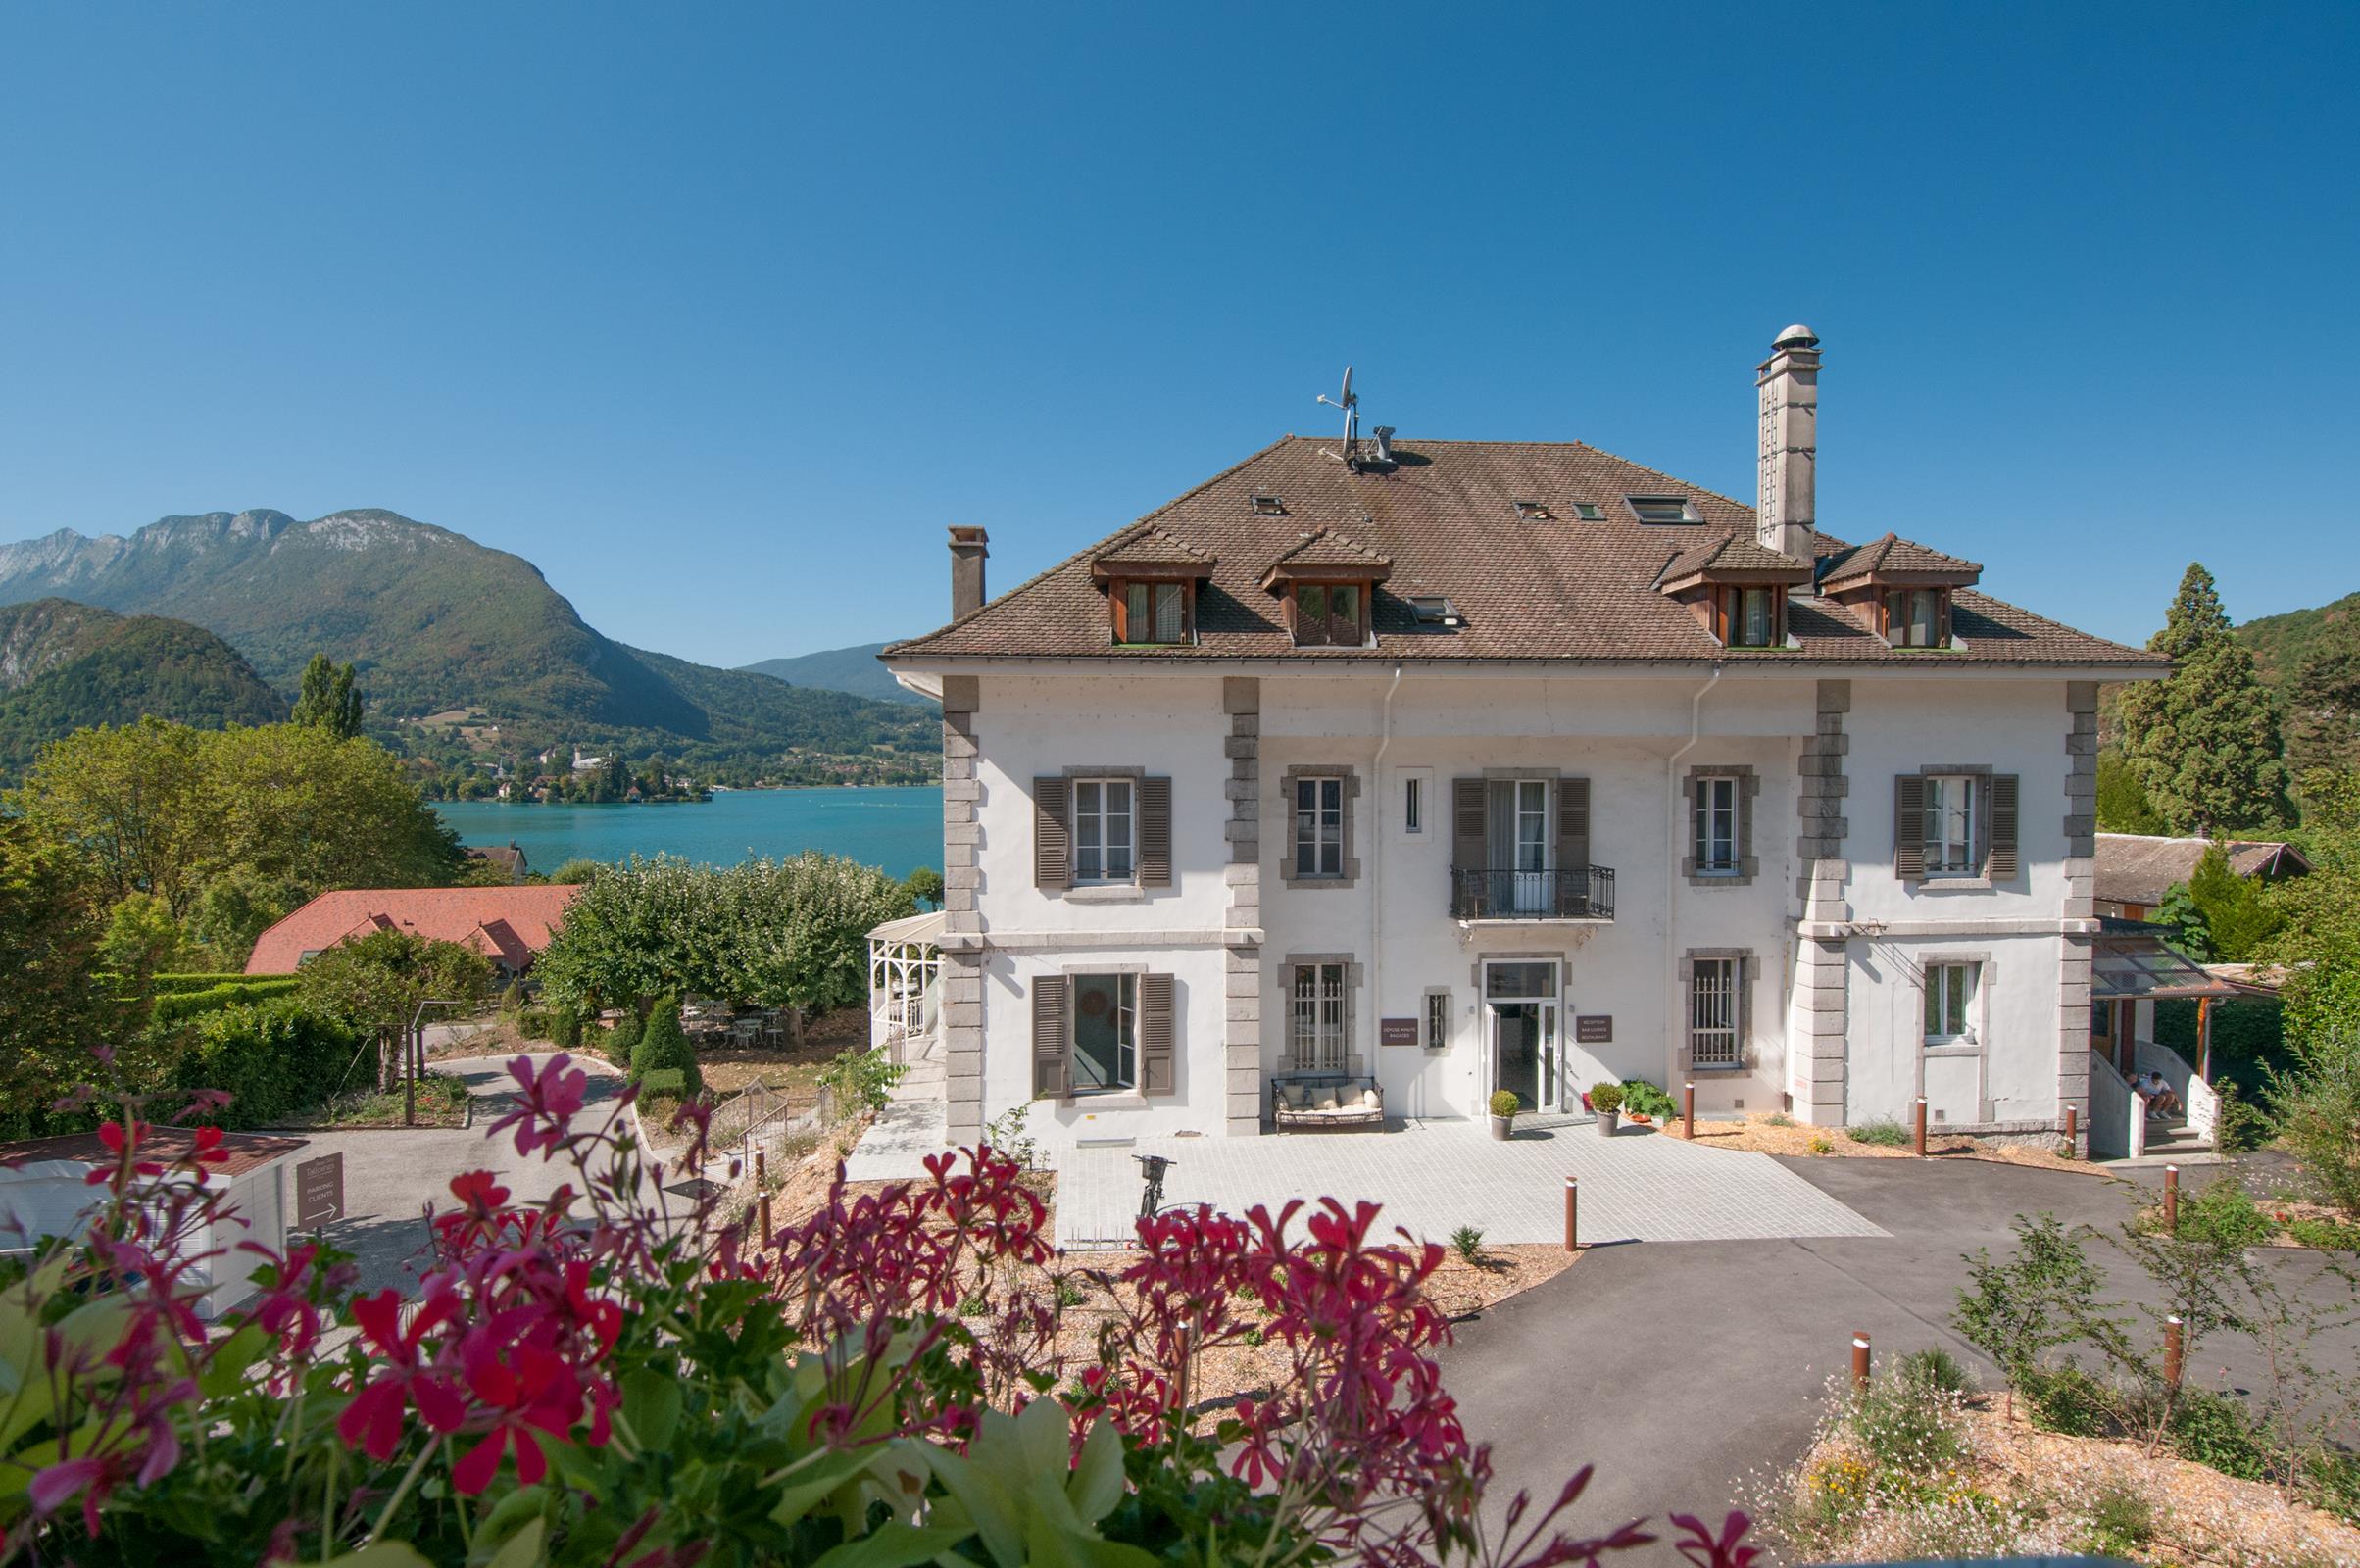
1488,999 -> 1563,1112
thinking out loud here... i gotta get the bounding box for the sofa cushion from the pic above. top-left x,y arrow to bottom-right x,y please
1313,1086 -> 1340,1112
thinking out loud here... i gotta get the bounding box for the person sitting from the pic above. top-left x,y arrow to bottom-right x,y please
2136,1069 -> 2183,1120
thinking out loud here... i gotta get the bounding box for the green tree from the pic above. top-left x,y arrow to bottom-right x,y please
186,866 -> 303,970
290,653 -> 366,740
0,817 -> 131,1128
97,891 -> 195,980
2185,841 -> 2284,960
2263,768 -> 2360,1065
295,928 -> 494,1087
2117,564 -> 2293,834
544,858 -> 608,886
904,865 -> 946,910
2153,881 -> 2216,962
629,994 -> 701,1096
2286,611 -> 2360,775
2094,747 -> 2165,834
10,716 -> 208,914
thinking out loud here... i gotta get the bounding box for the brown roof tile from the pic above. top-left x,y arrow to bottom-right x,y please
246,885 -> 584,974
885,437 -> 2160,668
1821,532 -> 1984,588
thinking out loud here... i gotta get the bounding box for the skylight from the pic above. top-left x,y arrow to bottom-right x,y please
1569,503 -> 1604,520
1408,595 -> 1461,627
1250,493 -> 1287,515
1512,501 -> 1553,522
1628,496 -> 1699,524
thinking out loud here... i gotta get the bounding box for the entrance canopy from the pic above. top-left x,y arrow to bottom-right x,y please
2091,921 -> 2237,1002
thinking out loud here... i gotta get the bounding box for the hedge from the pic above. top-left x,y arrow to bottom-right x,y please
172,1001 -> 365,1130
150,978 -> 303,1027
149,972 -> 271,996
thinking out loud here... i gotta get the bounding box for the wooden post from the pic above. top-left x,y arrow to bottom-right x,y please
1562,1176 -> 1578,1252
2164,1314 -> 2184,1389
1914,1097 -> 1928,1158
1683,1081 -> 1696,1141
2164,1164 -> 2180,1234
755,1148 -> 766,1190
1851,1331 -> 1872,1389
2064,1103 -> 2078,1150
404,1022 -> 418,1128
758,1192 -> 773,1247
2196,996 -> 2213,1082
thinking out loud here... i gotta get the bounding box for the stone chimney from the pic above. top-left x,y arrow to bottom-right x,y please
1755,325 -> 1820,572
948,526 -> 989,618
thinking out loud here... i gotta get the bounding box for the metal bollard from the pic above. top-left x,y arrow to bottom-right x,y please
2064,1104 -> 2078,1149
1683,1081 -> 1696,1141
1914,1097 -> 1929,1158
758,1192 -> 772,1248
1851,1331 -> 1872,1389
2164,1164 -> 2180,1234
756,1148 -> 766,1189
2164,1314 -> 2184,1389
1563,1176 -> 1579,1252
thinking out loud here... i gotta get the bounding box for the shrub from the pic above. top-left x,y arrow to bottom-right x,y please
817,1045 -> 903,1118
1488,1089 -> 1522,1118
2018,1362 -> 2117,1437
1808,1135 -> 1834,1154
1450,1225 -> 1485,1263
638,1067 -> 686,1097
2266,1028 -> 2360,1216
1587,1082 -> 1624,1115
2169,1176 -> 2276,1249
1618,1079 -> 1678,1121
630,995 -> 701,1097
2077,1480 -> 2156,1558
172,1001 -> 362,1129
2163,1388 -> 2273,1480
2285,1214 -> 2360,1250
606,1009 -> 643,1058
498,978 -> 525,1016
982,1101 -> 1042,1170
1054,1276 -> 1088,1309
1897,1348 -> 1975,1396
551,1004 -> 584,1049
1764,1111 -> 1794,1127
149,976 -> 302,1026
1846,1367 -> 1972,1475
1848,1119 -> 1911,1148
517,1006 -> 553,1039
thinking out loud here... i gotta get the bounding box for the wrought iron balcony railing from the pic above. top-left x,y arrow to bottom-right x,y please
1449,865 -> 1616,921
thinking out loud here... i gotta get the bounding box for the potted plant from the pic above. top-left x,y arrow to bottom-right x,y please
1488,1089 -> 1521,1141
1588,1081 -> 1624,1136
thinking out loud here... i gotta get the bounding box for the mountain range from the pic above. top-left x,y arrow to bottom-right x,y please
0,598 -> 285,775
739,641 -> 927,706
0,511 -> 936,784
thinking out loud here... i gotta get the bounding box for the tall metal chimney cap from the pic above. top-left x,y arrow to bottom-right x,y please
1772,324 -> 1820,351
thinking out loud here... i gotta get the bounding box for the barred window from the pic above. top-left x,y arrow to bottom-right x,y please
1423,990 -> 1450,1052
1690,957 -> 1740,1067
1290,962 -> 1348,1070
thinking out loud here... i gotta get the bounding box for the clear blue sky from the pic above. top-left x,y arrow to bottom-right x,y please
2,4 -> 2353,666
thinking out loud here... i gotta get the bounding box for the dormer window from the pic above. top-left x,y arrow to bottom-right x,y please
1117,580 -> 1193,645
1881,588 -> 1949,648
1711,585 -> 1786,648
1290,582 -> 1367,647
1629,495 -> 1700,524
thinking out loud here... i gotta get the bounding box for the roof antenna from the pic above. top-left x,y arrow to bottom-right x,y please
1316,367 -> 1359,465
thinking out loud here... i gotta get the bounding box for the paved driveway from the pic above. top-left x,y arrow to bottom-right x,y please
1439,1156 -> 2360,1546
1051,1118 -> 1886,1250
276,1054 -> 632,1296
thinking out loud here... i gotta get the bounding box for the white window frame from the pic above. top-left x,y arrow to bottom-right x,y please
1070,971 -> 1138,1091
1690,956 -> 1741,1068
1295,775 -> 1345,878
1423,988 -> 1450,1052
1694,775 -> 1740,876
1403,773 -> 1426,835
1924,960 -> 1981,1047
1071,776 -> 1137,885
1922,774 -> 1979,876
1290,961 -> 1349,1071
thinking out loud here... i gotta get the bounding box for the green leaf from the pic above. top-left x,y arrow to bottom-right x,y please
1064,1415 -> 1123,1525
809,1521 -> 973,1568
767,1446 -> 879,1529
319,1543 -> 436,1568
918,1446 -> 1021,1568
483,1516 -> 547,1568
198,1323 -> 271,1399
620,1365 -> 683,1451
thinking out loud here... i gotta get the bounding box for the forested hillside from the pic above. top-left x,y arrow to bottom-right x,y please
0,599 -> 284,775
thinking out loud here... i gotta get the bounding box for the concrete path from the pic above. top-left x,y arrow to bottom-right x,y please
1049,1118 -> 1886,1249
844,1035 -> 949,1182
272,1053 -> 632,1296
1439,1155 -> 2360,1546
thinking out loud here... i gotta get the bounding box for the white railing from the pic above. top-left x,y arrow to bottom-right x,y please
2088,1050 -> 2141,1159
2134,1038 -> 2216,1144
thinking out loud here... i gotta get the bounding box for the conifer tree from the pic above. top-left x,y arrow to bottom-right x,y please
2117,564 -> 2292,835
2287,611 -> 2360,775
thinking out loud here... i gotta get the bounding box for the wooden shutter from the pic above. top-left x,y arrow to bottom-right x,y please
1139,973 -> 1175,1095
1894,775 -> 1927,878
1557,776 -> 1591,871
1137,776 -> 1172,886
1985,774 -> 2020,881
1110,581 -> 1130,644
1452,777 -> 1486,908
1032,975 -> 1070,1099
1033,776 -> 1070,889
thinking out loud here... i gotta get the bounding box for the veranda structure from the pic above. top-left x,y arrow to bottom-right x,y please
866,909 -> 944,1058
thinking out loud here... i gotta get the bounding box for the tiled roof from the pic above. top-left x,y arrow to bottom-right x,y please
0,1127 -> 308,1180
885,437 -> 2163,667
1659,532 -> 1813,586
245,885 -> 585,975
2093,834 -> 2313,907
1091,524 -> 1215,575
1820,532 -> 1984,587
1264,527 -> 1395,575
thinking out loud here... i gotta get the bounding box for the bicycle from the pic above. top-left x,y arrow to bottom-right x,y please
1134,1153 -> 1175,1222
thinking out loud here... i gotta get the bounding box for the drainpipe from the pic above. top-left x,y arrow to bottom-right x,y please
1369,665 -> 1403,1093
1664,665 -> 1723,1088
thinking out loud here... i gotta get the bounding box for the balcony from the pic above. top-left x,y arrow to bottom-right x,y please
1449,866 -> 1616,922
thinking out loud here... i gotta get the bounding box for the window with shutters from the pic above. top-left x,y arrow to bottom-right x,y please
1894,769 -> 2019,884
1295,776 -> 1344,878
1069,972 -> 1137,1091
1448,772 -> 1609,918
1289,961 -> 1349,1070
1688,956 -> 1743,1068
1073,778 -> 1136,884
1924,960 -> 1981,1046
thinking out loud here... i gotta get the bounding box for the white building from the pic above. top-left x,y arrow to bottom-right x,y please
882,329 -> 2177,1153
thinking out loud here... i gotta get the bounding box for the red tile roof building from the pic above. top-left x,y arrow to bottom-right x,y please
244,885 -> 584,975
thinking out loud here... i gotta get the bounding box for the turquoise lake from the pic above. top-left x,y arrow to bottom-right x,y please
434,787 -> 945,880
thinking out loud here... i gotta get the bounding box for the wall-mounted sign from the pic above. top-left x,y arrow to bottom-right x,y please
295,1152 -> 344,1231
1379,1017 -> 1421,1047
1575,1015 -> 1614,1045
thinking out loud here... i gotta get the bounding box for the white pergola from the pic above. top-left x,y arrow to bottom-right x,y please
866,908 -> 945,1050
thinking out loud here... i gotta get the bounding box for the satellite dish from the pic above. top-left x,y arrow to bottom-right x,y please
1316,365 -> 1357,412
1313,366 -> 1362,461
